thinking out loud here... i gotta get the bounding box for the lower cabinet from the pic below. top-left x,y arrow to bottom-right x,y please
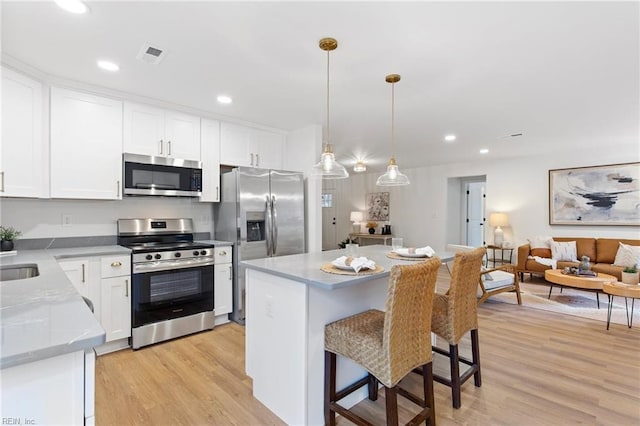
58,254 -> 131,354
214,246 -> 233,325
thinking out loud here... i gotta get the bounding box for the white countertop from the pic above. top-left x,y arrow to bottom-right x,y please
0,245 -> 129,369
241,245 -> 453,290
195,239 -> 233,246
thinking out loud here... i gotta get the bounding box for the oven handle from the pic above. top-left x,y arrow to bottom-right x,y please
133,258 -> 215,274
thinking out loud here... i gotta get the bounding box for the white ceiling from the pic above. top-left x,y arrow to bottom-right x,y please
2,1 -> 638,172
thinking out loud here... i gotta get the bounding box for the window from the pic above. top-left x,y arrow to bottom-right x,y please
321,193 -> 333,208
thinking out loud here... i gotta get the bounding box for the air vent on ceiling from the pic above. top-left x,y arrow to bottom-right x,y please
136,42 -> 167,65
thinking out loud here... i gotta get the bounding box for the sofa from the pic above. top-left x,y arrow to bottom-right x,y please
516,237 -> 640,281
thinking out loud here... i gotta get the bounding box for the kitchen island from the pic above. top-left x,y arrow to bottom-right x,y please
242,245 -> 453,425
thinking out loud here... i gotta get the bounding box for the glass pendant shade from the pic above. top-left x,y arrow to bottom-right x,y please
353,161 -> 367,172
377,73 -> 409,187
376,158 -> 410,186
311,144 -> 349,178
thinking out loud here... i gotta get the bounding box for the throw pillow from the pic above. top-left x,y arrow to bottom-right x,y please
550,241 -> 578,262
531,248 -> 552,258
613,242 -> 640,268
528,235 -> 553,249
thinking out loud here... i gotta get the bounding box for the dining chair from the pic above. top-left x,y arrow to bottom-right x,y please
324,258 -> 441,426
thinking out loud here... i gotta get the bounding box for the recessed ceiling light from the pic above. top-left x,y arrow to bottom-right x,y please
97,60 -> 119,72
444,134 -> 456,142
217,95 -> 232,104
55,0 -> 88,14
479,148 -> 489,154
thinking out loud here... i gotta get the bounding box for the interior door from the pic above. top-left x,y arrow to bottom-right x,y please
322,189 -> 337,250
466,182 -> 486,247
270,170 -> 305,256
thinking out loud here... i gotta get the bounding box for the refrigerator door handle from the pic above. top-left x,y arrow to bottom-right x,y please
265,195 -> 273,256
271,195 -> 278,255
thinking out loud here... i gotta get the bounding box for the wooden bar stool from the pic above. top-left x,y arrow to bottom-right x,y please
324,258 -> 441,426
430,247 -> 486,409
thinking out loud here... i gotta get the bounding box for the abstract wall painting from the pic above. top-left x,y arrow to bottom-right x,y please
366,192 -> 390,221
549,162 -> 640,226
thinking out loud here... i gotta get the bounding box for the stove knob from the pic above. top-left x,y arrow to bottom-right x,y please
175,252 -> 182,258
193,251 -> 200,256
200,250 -> 207,255
145,254 -> 153,260
155,254 -> 162,260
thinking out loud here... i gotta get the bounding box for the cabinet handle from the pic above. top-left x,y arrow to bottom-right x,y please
216,186 -> 219,201
228,265 -> 232,280
82,264 -> 86,283
219,250 -> 227,256
250,153 -> 254,166
159,139 -> 163,155
125,279 -> 129,297
111,261 -> 122,267
168,140 -> 172,156
255,154 -> 259,167
0,171 -> 4,192
116,180 -> 120,198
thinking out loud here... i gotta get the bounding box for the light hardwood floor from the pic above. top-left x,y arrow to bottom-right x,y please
96,271 -> 640,425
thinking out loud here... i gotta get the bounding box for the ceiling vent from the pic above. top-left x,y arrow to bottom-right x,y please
136,42 -> 167,65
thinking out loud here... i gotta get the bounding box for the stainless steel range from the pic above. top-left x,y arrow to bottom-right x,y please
118,218 -> 215,349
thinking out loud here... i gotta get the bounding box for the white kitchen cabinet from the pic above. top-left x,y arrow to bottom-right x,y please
214,246 -> 233,324
220,122 -> 285,169
1,66 -> 45,198
123,102 -> 201,161
50,87 -> 123,200
100,255 -> 131,343
200,118 -> 221,202
58,259 -> 91,299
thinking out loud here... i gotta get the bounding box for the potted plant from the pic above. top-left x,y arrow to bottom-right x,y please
337,237 -> 356,249
365,222 -> 377,234
0,226 -> 21,251
621,265 -> 639,285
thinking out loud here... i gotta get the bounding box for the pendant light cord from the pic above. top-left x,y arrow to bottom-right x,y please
391,80 -> 395,159
326,49 -> 330,148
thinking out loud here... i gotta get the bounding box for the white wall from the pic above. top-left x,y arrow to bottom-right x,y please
0,198 -> 213,239
332,144 -> 640,250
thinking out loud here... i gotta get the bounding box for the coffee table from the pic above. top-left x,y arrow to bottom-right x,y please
544,269 -> 617,309
603,282 -> 640,329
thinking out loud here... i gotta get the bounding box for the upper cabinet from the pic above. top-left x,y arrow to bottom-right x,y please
200,118 -> 221,202
1,67 -> 45,198
50,87 -> 123,200
123,102 -> 201,161
220,122 -> 284,170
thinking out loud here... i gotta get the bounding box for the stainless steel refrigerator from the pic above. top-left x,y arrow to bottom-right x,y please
214,167 -> 305,324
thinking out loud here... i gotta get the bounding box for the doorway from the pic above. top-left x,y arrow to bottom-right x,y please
465,181 -> 486,247
445,175 -> 486,247
321,189 -> 337,250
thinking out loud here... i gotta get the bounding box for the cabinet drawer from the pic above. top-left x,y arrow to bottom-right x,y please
100,255 -> 131,278
214,247 -> 232,264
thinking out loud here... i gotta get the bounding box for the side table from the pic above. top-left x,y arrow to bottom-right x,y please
603,282 -> 640,330
348,233 -> 394,246
486,245 -> 514,268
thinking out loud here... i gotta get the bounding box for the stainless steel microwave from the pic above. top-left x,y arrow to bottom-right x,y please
123,153 -> 202,197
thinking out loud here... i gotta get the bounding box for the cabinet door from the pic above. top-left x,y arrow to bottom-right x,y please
220,122 -> 253,167
165,111 -> 201,161
214,263 -> 233,316
123,102 -> 165,156
50,88 -> 122,200
200,118 -> 220,202
1,67 -> 44,198
101,276 -> 131,342
59,259 -> 90,299
253,129 -> 284,170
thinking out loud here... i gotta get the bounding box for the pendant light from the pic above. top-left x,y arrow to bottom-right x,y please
311,38 -> 349,179
376,74 -> 410,186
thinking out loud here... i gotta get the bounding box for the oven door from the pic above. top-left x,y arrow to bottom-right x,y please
132,258 -> 214,327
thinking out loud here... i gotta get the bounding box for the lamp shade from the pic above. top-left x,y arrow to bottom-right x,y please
489,213 -> 509,227
350,211 -> 364,223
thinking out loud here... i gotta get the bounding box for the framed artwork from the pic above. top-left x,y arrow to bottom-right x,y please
366,192 -> 390,221
549,162 -> 640,226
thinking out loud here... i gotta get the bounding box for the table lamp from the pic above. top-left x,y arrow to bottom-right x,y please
350,211 -> 363,234
489,213 -> 509,247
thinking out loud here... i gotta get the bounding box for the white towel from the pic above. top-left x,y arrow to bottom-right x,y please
416,246 -> 436,257
333,256 -> 376,273
531,256 -> 557,269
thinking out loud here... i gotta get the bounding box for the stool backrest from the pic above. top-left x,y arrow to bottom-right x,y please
447,246 -> 486,341
383,257 -> 441,386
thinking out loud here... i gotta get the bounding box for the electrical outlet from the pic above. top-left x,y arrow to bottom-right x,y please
62,214 -> 72,227
265,294 -> 274,318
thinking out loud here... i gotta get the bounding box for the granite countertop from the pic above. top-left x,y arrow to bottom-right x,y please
241,245 -> 454,290
0,245 -> 129,369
